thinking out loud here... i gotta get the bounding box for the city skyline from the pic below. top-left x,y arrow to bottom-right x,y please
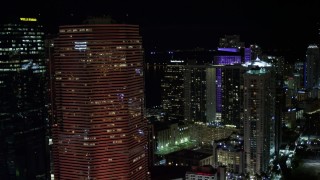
1,1 -> 320,179
2,1 -> 320,61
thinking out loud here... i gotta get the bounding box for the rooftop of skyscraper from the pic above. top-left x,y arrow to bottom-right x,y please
214,133 -> 244,152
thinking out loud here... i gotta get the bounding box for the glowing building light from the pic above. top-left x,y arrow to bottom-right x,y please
20,17 -> 37,22
170,60 -> 184,63
74,41 -> 87,50
217,48 -> 239,52
242,57 -> 272,67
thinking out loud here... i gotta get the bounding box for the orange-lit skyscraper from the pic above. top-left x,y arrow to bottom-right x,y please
51,23 -> 148,179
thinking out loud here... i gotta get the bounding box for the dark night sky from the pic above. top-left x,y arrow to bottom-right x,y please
3,0 -> 320,61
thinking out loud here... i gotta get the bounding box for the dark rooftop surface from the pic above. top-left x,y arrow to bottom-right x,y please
150,166 -> 190,180
166,149 -> 212,161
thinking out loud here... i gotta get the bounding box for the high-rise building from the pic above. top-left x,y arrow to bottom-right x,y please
44,33 -> 56,179
155,49 -> 214,123
0,17 -> 48,179
305,44 -> 320,90
161,60 -> 186,122
206,67 -> 216,124
293,61 -> 305,90
264,55 -> 286,156
214,54 -> 242,123
264,56 -> 286,76
248,44 -> 262,60
213,35 -> 246,124
243,59 -> 273,175
184,65 -> 207,123
221,66 -> 243,128
51,23 -> 148,179
274,77 -> 285,157
206,64 -> 244,127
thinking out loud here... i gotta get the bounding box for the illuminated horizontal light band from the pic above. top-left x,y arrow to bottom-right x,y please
225,124 -> 236,128
170,60 -> 184,63
74,41 -> 87,50
308,44 -> 318,49
217,47 -> 239,52
20,17 -> 37,22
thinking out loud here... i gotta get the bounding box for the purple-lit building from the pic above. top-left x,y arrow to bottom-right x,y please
244,48 -> 251,63
212,46 -> 243,124
214,53 -> 241,119
208,35 -> 248,124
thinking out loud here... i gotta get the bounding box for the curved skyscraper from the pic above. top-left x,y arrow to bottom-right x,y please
51,24 -> 148,179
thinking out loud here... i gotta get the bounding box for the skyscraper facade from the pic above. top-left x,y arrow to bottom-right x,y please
161,60 -> 186,122
293,61 -> 305,90
243,59 -> 273,175
205,64 -> 244,127
213,35 -> 245,124
52,24 -> 148,179
206,67 -> 216,124
214,55 -> 242,123
221,66 -> 243,128
184,65 -> 207,123
0,17 -> 48,179
305,44 -> 320,90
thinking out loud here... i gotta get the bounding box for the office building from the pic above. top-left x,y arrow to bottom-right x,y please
161,49 -> 215,123
51,23 -> 148,179
156,49 -> 216,123
161,60 -> 186,122
0,17 -> 47,179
